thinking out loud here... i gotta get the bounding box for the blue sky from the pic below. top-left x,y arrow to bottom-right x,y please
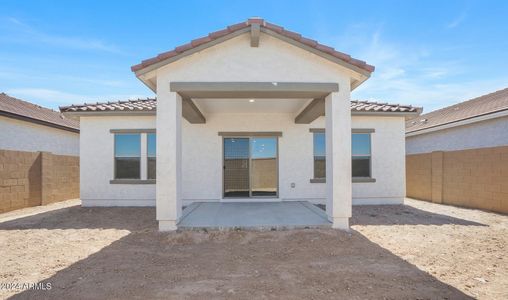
1,1 -> 507,113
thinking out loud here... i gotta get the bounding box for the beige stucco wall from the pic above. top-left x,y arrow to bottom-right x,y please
153,32 -> 356,85
79,114 -> 406,206
79,116 -> 156,206
78,31 -> 405,208
0,116 -> 79,156
351,116 -> 406,204
406,115 -> 508,154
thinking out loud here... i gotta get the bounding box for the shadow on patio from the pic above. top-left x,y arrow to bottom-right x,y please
1,205 -> 474,299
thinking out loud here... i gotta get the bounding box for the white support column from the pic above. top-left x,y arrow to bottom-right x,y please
156,87 -> 182,231
325,89 -> 352,230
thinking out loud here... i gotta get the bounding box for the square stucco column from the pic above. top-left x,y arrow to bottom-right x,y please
325,90 -> 352,230
156,90 -> 182,231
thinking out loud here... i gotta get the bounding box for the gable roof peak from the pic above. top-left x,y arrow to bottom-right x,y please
131,18 -> 374,76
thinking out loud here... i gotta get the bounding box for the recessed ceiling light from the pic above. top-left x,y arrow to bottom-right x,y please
249,99 -> 255,103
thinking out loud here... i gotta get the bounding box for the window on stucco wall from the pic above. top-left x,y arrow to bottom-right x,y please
311,131 -> 373,180
114,134 -> 141,179
352,133 -> 372,178
313,132 -> 326,179
147,133 -> 156,179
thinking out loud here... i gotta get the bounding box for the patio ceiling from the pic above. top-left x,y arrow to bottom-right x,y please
194,98 -> 311,114
171,81 -> 338,124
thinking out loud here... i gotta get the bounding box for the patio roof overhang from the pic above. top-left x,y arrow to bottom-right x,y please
169,81 -> 340,124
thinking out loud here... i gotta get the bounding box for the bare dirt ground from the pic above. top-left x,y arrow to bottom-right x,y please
0,198 -> 506,300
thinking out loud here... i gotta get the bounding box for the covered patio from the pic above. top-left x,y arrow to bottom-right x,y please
156,81 -> 353,231
129,18 -> 375,231
178,201 -> 331,229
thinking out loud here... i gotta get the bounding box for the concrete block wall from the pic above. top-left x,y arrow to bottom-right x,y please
406,145 -> 508,214
405,153 -> 432,201
41,152 -> 80,205
0,149 -> 79,213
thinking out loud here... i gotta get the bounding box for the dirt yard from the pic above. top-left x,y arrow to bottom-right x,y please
0,199 -> 506,300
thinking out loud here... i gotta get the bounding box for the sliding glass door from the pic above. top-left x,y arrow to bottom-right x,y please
223,136 -> 278,198
250,137 -> 277,197
223,138 -> 250,197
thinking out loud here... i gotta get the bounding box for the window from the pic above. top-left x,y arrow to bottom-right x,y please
115,134 -> 141,179
310,130 -> 374,181
352,133 -> 371,177
147,133 -> 156,179
313,132 -> 326,179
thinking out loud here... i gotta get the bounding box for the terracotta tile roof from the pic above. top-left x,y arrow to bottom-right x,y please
351,100 -> 420,114
61,98 -> 417,115
60,98 -> 157,112
131,18 -> 374,74
0,93 -> 79,132
406,87 -> 508,134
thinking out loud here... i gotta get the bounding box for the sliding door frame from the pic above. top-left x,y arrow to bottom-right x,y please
221,134 -> 279,199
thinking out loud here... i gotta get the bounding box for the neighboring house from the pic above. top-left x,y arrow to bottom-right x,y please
0,93 -> 79,156
61,18 -> 419,231
405,88 -> 508,214
406,88 -> 508,154
0,93 -> 80,213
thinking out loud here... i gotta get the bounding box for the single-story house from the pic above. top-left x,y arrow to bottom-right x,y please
0,93 -> 79,156
406,88 -> 508,154
405,88 -> 508,213
61,18 -> 419,231
0,93 -> 80,213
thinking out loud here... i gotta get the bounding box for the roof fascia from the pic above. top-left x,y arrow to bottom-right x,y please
406,108 -> 508,137
0,111 -> 79,133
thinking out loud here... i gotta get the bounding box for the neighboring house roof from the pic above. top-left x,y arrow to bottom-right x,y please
60,98 -> 157,113
406,87 -> 508,135
0,93 -> 79,133
60,98 -> 418,115
131,18 -> 374,76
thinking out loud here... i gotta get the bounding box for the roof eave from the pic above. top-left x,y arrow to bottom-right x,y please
131,23 -> 374,91
62,108 -> 416,118
62,110 -> 157,119
406,108 -> 508,137
0,110 -> 79,133
352,111 -> 421,118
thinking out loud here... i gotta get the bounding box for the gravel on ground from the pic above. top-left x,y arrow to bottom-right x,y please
0,198 -> 506,299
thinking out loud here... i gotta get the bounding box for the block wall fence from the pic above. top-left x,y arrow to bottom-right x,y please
406,145 -> 508,214
0,149 -> 79,213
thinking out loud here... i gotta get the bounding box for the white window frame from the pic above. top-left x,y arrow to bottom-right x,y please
109,129 -> 156,184
309,128 -> 376,183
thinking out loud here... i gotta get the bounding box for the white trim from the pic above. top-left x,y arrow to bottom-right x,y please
406,109 -> 508,137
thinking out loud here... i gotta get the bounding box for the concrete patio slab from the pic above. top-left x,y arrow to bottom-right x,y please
178,201 -> 331,230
